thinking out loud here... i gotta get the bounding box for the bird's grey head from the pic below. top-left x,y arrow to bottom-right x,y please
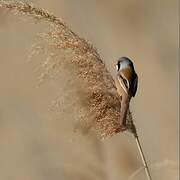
116,57 -> 134,71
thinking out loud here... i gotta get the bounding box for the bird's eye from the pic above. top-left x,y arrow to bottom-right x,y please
116,62 -> 121,71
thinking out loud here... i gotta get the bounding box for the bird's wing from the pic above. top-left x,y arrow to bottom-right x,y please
132,74 -> 138,97
116,73 -> 129,95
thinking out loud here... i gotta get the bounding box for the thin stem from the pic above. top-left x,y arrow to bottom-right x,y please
128,118 -> 152,180
135,135 -> 152,180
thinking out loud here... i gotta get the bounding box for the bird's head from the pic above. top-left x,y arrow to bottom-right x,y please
116,57 -> 134,72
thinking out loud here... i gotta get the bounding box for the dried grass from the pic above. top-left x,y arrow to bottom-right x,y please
0,0 -> 136,139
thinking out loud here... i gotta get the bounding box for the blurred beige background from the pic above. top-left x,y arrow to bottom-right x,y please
0,0 -> 178,180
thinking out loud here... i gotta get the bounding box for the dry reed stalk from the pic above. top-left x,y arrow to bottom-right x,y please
0,0 -> 136,139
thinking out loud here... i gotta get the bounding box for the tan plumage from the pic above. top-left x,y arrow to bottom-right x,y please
115,57 -> 138,128
120,67 -> 133,85
115,72 -> 130,128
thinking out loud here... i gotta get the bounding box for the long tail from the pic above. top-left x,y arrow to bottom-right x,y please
120,95 -> 130,127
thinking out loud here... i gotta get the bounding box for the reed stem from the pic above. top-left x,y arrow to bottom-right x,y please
134,135 -> 152,180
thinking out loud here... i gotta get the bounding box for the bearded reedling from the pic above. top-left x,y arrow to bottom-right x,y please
115,57 -> 152,180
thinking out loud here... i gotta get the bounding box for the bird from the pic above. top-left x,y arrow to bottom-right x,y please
115,57 -> 138,129
115,57 -> 153,180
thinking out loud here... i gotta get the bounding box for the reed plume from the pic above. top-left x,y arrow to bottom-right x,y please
0,0 -> 137,139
